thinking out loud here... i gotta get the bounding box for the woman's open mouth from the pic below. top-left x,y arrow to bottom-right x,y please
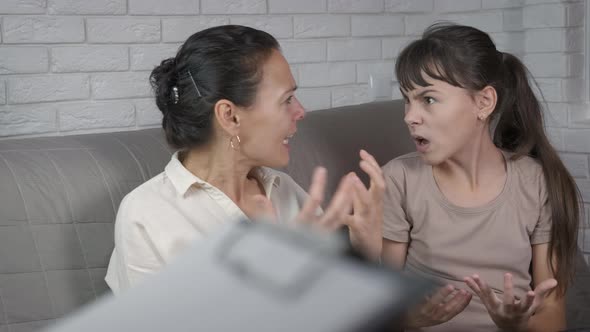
413,135 -> 430,153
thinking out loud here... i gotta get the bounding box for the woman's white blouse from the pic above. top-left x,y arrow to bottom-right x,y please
105,152 -> 308,294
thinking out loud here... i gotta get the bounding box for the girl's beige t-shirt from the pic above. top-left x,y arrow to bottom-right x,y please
382,152 -> 552,332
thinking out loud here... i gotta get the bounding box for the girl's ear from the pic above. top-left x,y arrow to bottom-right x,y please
475,85 -> 497,121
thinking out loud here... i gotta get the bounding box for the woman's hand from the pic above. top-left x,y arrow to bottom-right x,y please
294,166 -> 354,230
247,149 -> 383,261
246,166 -> 354,227
464,273 -> 557,331
295,150 -> 385,260
404,284 -> 472,328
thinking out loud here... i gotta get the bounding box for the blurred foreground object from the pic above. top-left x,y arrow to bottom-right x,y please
44,221 -> 432,332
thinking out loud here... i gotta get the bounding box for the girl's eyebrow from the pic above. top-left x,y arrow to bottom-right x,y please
402,88 -> 438,99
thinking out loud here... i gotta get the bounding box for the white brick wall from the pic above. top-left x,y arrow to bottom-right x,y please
201,0 -> 266,14
0,80 -> 6,104
130,45 -> 179,71
134,98 -> 161,126
280,40 -> 326,64
268,0 -> 326,14
524,53 -> 569,77
0,104 -> 57,136
91,72 -> 151,99
162,17 -> 229,42
482,0 -> 523,10
3,17 -> 85,43
59,101 -> 135,131
356,61 -> 395,83
443,12 -> 505,33
385,0 -> 433,13
561,153 -> 590,178
490,32 -> 525,54
564,130 -> 590,153
328,0 -> 384,13
0,1 -> 46,14
544,102 -> 568,127
546,127 -> 566,151
404,14 -> 439,35
502,8 -> 523,32
524,3 -> 569,28
230,16 -> 293,38
327,38 -> 381,61
577,179 -> 590,203
382,36 -> 413,58
52,46 -> 128,72
332,85 -> 370,107
564,78 -> 586,102
294,15 -> 351,38
521,0 -> 590,259
298,62 -> 356,87
48,0 -> 127,15
87,18 -> 160,43
536,78 -> 565,102
297,88 -> 332,111
584,230 -> 590,259
352,15 -> 404,36
0,47 -> 48,74
525,28 -> 585,53
435,0 -> 481,13
8,74 -> 89,104
128,0 -> 199,15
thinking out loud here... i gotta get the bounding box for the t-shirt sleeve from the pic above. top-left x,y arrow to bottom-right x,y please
382,160 -> 411,243
531,173 -> 552,245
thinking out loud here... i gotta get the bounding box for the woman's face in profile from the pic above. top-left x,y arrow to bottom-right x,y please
236,50 -> 306,168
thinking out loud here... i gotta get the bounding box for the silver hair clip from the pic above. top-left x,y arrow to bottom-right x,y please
187,70 -> 203,97
171,86 -> 179,104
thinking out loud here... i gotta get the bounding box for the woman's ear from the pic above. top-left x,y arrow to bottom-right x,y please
213,99 -> 240,136
475,85 -> 497,121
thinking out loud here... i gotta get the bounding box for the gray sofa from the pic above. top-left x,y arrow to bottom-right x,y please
0,100 -> 588,331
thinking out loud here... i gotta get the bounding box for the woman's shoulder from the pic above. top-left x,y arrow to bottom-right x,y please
118,171 -> 169,214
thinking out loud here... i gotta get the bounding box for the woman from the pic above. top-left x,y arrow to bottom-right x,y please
382,24 -> 580,331
105,25 -> 384,294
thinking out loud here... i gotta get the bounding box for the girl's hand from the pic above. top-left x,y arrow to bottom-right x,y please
345,149 -> 386,260
405,284 -> 472,328
464,273 -> 557,331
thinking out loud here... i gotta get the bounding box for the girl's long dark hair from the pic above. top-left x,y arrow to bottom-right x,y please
396,23 -> 581,295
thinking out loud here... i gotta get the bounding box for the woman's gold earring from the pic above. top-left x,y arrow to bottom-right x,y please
230,135 -> 241,150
